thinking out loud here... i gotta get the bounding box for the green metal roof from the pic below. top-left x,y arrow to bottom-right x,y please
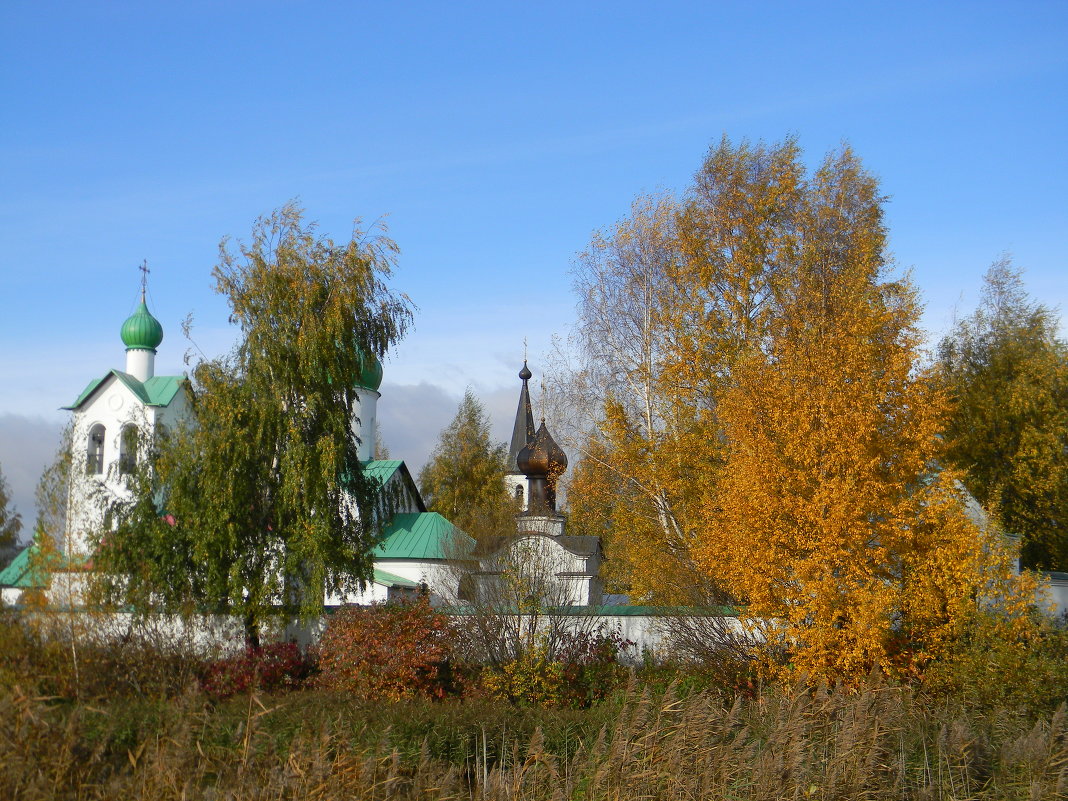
362,460 -> 403,485
0,545 -> 78,590
120,300 -> 164,351
356,351 -> 383,391
373,512 -> 474,560
67,377 -> 105,409
0,546 -> 36,588
142,376 -> 184,405
358,460 -> 427,513
64,371 -> 183,410
372,568 -> 419,588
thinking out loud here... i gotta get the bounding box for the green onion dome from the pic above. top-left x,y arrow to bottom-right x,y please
356,351 -> 383,392
120,301 -> 164,351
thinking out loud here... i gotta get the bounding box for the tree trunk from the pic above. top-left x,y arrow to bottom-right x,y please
244,611 -> 261,652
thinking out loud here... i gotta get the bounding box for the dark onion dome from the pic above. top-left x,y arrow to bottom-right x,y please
356,351 -> 383,392
519,362 -> 532,381
120,301 -> 164,351
517,420 -> 568,478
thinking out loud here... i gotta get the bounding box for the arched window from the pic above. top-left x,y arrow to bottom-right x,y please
514,484 -> 524,503
119,425 -> 138,475
87,425 -> 105,475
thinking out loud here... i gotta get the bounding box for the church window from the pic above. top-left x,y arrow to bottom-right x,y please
457,574 -> 475,602
87,425 -> 105,474
515,484 -> 524,502
119,425 -> 138,475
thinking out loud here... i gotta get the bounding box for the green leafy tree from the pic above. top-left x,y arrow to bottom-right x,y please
34,426 -> 72,554
938,257 -> 1068,570
94,203 -> 413,646
0,463 -> 22,566
418,390 -> 515,543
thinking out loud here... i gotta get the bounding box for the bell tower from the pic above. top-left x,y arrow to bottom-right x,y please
504,361 -> 536,509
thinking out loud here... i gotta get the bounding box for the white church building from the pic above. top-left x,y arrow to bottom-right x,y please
1,282 -> 606,613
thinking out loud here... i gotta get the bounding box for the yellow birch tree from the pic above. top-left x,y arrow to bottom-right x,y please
698,148 -> 1029,680
561,141 -> 807,603
553,194 -> 713,602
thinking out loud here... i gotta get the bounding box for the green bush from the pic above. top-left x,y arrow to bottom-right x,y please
480,643 -> 566,706
480,630 -> 632,708
921,611 -> 1068,711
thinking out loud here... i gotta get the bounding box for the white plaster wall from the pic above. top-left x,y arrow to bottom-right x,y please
153,387 -> 190,433
325,580 -> 389,606
504,473 -> 529,512
1,587 -> 22,606
372,559 -> 457,602
504,535 -> 588,577
517,515 -> 565,537
439,611 -> 747,662
125,349 -> 155,381
352,388 -> 380,462
368,470 -> 423,523
6,606 -> 745,661
15,609 -> 249,655
470,535 -> 599,606
66,378 -> 189,556
1038,574 -> 1068,619
557,573 -> 604,606
69,384 -> 141,554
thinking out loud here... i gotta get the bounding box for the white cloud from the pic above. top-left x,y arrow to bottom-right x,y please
376,376 -> 535,480
0,414 -> 65,542
375,381 -> 457,477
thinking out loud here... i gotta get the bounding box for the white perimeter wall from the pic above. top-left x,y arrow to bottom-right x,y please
1039,574 -> 1068,619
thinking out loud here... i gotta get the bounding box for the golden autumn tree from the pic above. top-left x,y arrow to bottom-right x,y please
567,433 -> 691,599
697,148 -> 1029,681
550,193 -> 713,603
559,142 -> 807,603
559,137 -> 1033,676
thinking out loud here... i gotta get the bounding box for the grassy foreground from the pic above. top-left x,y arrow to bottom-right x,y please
2,678 -> 1066,800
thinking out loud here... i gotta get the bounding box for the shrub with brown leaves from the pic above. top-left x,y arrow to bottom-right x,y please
317,600 -> 458,699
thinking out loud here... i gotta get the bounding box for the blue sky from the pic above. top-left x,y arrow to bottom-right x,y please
1,1 -> 1065,533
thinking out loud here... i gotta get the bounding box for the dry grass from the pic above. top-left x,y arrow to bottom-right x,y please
2,677 -> 1066,800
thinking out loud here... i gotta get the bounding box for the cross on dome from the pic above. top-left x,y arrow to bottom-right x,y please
139,259 -> 150,301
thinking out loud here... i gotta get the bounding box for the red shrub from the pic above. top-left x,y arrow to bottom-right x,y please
317,600 -> 458,699
201,641 -> 314,700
